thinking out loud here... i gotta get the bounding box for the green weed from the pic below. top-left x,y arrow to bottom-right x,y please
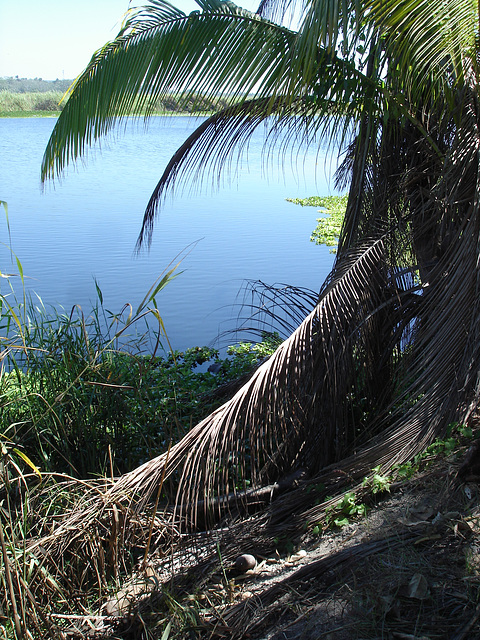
362,465 -> 391,494
287,194 -> 348,252
0,90 -> 65,116
308,422 -> 479,538
324,491 -> 368,530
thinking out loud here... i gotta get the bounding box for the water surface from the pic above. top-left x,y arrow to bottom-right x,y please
0,116 -> 338,352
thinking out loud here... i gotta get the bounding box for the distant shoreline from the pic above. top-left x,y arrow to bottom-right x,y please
0,111 -> 212,119
0,87 -> 228,119
0,111 -> 61,118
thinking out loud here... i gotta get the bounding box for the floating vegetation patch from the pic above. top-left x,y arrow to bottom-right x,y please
287,194 -> 348,252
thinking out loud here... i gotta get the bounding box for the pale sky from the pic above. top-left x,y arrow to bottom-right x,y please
1,0 -> 246,81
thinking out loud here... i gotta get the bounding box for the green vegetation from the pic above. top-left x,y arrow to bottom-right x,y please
309,422 -> 476,535
0,78 -> 72,116
324,492 -> 368,530
3,0 -> 480,635
0,278 -> 280,478
0,85 -> 230,117
287,194 -> 348,252
0,91 -> 65,117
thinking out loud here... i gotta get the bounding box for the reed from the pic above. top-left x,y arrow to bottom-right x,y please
0,90 -> 229,117
0,222 -> 282,637
0,259 -> 221,477
0,91 -> 64,115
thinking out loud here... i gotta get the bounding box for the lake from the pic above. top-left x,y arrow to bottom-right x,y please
0,116 -> 338,354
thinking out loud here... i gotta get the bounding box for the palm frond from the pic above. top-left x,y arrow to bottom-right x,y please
224,279 -> 318,341
42,0 -> 399,219
135,96 -> 325,247
365,0 -> 478,104
41,3 -> 296,182
135,48 -> 395,247
32,224 -> 422,586
256,0 -> 299,24
108,233 -> 415,518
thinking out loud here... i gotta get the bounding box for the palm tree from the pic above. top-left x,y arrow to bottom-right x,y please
41,0 -> 479,571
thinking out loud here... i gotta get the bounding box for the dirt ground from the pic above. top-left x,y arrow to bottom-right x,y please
76,446 -> 480,640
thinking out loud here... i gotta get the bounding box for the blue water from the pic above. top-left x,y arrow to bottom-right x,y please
0,116 -> 338,353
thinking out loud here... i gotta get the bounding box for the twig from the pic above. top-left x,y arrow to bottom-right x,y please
142,441 -> 171,571
452,600 -> 480,640
0,518 -> 24,638
49,613 -> 113,621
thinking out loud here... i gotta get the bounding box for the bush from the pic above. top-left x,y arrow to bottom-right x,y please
0,294 -> 281,477
0,90 -> 64,114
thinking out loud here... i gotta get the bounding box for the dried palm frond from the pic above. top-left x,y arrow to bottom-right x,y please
34,229 -> 414,560
220,279 -> 318,343
27,3 -> 480,624
224,532 -> 419,637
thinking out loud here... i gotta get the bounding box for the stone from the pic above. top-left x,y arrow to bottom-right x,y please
234,554 -> 257,572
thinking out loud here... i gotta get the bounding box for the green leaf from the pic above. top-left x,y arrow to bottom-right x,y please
334,517 -> 350,528
95,278 -> 104,305
12,448 -> 42,479
161,621 -> 172,640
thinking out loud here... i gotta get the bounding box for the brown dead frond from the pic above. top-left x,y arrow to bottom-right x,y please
18,33 -> 480,640
223,532 -> 420,637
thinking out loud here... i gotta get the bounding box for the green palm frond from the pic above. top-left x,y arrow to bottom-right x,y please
256,0 -> 299,24
41,2 -> 296,181
41,0 -> 401,195
133,43 -> 402,246
134,92 -> 356,247
32,0 -> 480,600
287,0 -> 358,91
365,0 -> 478,102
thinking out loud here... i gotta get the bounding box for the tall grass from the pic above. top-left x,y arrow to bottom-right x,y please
0,91 -> 64,115
0,251 -> 203,478
0,299 -> 278,480
0,230 -> 282,637
0,90 -> 230,116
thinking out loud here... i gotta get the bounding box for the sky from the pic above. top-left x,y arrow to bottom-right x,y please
0,0 -> 215,81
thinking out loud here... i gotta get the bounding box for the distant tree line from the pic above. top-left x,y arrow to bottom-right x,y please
0,76 -> 230,114
0,77 -> 73,93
